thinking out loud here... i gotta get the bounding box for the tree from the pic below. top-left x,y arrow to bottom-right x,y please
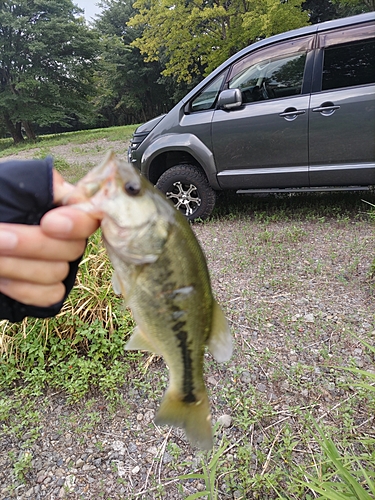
302,0 -> 374,24
0,0 -> 100,143
94,0 -> 191,125
128,0 -> 310,84
333,0 -> 375,14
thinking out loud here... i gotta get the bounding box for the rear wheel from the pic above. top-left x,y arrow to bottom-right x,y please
156,164 -> 216,221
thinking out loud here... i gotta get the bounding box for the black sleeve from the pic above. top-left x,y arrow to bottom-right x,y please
0,157 -> 82,322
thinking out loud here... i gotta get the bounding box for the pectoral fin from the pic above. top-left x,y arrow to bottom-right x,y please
110,266 -> 142,303
125,326 -> 161,354
111,271 -> 123,295
207,301 -> 232,362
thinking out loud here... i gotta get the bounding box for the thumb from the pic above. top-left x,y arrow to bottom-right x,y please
52,169 -> 75,205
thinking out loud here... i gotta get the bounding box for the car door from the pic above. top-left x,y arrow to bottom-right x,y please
309,23 -> 375,186
212,36 -> 315,190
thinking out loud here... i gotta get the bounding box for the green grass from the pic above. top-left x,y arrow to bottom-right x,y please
212,190 -> 375,224
297,414 -> 375,500
0,124 -> 138,183
0,125 -> 138,157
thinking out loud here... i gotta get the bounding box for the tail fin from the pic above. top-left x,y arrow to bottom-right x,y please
155,389 -> 213,450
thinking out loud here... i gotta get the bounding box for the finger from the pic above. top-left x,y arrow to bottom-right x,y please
0,279 -> 66,307
0,223 -> 86,261
0,256 -> 69,284
52,170 -> 75,205
40,206 -> 100,240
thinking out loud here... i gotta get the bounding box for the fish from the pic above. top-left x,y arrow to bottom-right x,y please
65,151 -> 232,450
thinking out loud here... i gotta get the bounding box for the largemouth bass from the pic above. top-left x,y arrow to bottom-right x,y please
66,151 -> 232,450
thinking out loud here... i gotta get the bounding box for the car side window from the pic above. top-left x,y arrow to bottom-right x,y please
226,37 -> 313,104
190,73 -> 226,112
228,52 -> 307,103
322,38 -> 375,91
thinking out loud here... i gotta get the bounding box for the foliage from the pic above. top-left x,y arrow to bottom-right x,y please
0,0 -> 100,142
94,0 -> 175,125
302,0 -> 373,24
299,418 -> 375,499
9,450 -> 33,483
177,436 -> 231,499
333,0 -> 375,15
128,0 -> 309,83
0,0 -> 373,137
302,0 -> 340,23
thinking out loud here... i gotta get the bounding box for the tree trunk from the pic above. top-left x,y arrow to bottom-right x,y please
3,112 -> 24,144
22,120 -> 36,141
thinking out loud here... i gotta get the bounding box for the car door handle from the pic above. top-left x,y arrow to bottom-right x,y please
279,108 -> 306,121
312,102 -> 340,116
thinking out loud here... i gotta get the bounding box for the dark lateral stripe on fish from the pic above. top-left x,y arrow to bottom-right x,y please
172,321 -> 186,332
175,330 -> 196,403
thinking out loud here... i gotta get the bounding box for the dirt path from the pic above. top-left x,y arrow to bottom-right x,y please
0,139 -> 130,183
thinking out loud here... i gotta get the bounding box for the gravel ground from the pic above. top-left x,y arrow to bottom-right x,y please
1,142 -> 374,499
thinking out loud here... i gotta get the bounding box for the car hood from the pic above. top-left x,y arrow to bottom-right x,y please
136,114 -> 166,134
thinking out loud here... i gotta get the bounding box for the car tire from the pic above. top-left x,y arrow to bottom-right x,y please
156,164 -> 216,221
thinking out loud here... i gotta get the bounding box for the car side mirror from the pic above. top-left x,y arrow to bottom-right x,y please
217,89 -> 242,110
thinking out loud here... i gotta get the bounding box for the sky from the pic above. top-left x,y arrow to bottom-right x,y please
74,0 -> 103,21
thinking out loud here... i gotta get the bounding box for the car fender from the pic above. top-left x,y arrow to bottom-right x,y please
140,133 -> 220,190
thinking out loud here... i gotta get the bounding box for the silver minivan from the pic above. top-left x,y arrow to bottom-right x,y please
128,12 -> 375,220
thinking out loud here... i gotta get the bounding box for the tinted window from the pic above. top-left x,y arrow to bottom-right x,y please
229,52 -> 307,102
322,38 -> 375,91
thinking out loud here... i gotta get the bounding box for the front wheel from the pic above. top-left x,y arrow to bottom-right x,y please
156,164 -> 216,221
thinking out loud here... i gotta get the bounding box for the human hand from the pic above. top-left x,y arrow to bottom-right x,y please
0,171 -> 100,308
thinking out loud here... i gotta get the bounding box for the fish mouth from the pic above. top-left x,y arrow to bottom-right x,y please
103,215 -> 161,265
104,211 -> 157,235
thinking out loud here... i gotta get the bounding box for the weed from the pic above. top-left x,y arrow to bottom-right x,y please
212,191 -> 375,223
95,440 -> 105,451
9,450 -> 33,483
167,442 -> 183,461
176,437 -> 231,500
299,417 -> 375,499
0,393 -> 42,444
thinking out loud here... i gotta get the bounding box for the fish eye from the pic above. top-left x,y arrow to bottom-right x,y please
124,181 -> 141,196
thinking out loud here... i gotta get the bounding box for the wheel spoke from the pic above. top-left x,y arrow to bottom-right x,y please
174,199 -> 184,210
173,182 -> 185,196
185,184 -> 197,197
